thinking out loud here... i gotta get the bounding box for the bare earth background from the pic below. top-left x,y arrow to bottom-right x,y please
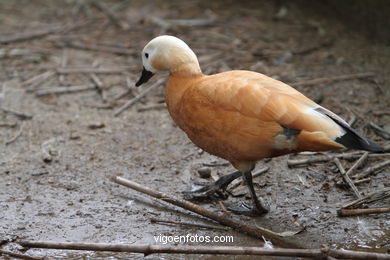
0,0 -> 389,259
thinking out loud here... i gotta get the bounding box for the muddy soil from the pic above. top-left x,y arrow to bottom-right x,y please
0,1 -> 389,259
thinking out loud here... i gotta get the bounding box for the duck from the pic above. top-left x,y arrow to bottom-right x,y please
135,35 -> 383,216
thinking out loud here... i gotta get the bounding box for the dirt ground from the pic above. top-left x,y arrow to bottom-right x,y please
1,0 -> 389,259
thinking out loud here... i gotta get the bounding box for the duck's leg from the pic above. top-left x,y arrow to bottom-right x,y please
183,170 -> 242,200
229,168 -> 269,216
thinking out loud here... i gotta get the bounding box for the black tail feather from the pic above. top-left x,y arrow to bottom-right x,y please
335,128 -> 384,152
314,107 -> 384,152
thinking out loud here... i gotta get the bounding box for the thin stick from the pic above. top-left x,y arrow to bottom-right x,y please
0,249 -> 43,260
338,207 -> 390,217
92,1 -> 130,30
5,122 -> 24,145
0,107 -> 33,120
373,110 -> 390,116
56,67 -> 133,74
346,152 -> 368,177
137,103 -> 167,112
54,41 -> 134,55
114,78 -> 165,117
287,152 -> 389,167
0,122 -> 17,128
333,158 -> 361,199
112,176 -> 299,248
150,217 -> 229,230
18,240 -> 390,259
25,70 -> 56,92
90,73 -> 107,102
368,122 -> 390,139
35,84 -> 96,96
353,160 -> 390,179
289,72 -> 375,87
0,23 -> 80,44
342,188 -> 390,209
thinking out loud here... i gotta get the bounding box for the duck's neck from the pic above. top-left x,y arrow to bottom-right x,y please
170,61 -> 202,77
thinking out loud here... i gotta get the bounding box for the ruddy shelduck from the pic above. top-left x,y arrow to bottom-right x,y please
135,35 -> 383,216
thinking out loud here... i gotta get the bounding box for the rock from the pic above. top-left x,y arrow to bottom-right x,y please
197,167 -> 211,178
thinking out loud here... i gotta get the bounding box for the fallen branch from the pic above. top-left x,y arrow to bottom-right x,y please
289,72 -> 375,87
18,240 -> 390,259
0,107 -> 33,120
114,78 -> 166,117
112,176 -> 299,248
353,160 -> 390,179
342,188 -> 390,209
287,152 -> 389,167
92,1 -> 130,30
333,158 -> 361,199
150,217 -> 229,230
5,122 -> 25,145
35,84 -> 96,96
338,207 -> 390,217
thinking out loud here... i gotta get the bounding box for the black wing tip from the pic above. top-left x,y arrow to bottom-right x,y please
335,133 -> 384,153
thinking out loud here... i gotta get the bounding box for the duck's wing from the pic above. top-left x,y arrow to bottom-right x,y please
191,71 -> 382,152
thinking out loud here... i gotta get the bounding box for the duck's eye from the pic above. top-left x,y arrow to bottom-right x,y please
145,53 -> 149,58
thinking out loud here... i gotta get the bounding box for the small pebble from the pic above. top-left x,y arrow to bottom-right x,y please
88,122 -> 105,129
197,167 -> 211,178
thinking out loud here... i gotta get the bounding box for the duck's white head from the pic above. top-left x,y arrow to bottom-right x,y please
135,35 -> 201,87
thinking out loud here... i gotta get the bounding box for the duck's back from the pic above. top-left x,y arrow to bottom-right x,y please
166,70 -> 378,163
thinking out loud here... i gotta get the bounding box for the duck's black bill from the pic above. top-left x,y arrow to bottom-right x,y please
135,67 -> 154,87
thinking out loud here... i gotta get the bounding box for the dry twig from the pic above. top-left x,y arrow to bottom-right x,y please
0,23 -> 83,44
342,188 -> 390,209
368,122 -> 390,140
353,160 -> 390,179
24,70 -> 56,92
0,122 -> 17,128
18,240 -> 390,259
333,158 -> 362,199
0,107 -> 33,120
54,41 -> 134,55
114,78 -> 166,117
112,176 -> 299,248
338,207 -> 390,217
137,103 -> 167,112
90,73 -> 107,102
345,152 -> 369,177
35,84 -> 96,96
5,122 -> 25,145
